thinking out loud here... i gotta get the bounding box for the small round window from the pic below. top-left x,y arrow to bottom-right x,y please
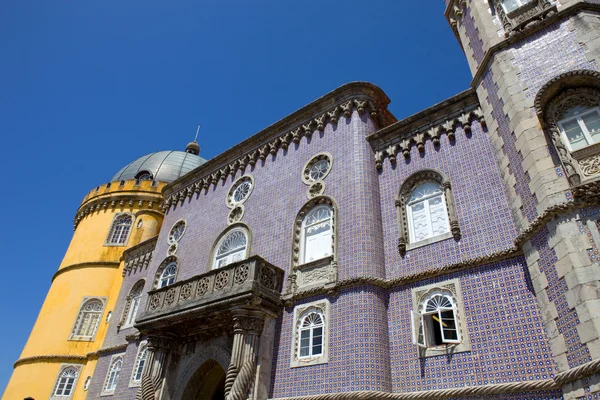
168,220 -> 186,244
303,153 -> 332,184
228,176 -> 254,207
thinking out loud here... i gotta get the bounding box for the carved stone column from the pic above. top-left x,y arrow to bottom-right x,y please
225,310 -> 264,400
136,336 -> 173,400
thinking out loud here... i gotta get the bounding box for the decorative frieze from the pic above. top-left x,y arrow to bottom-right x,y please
122,237 -> 157,277
73,196 -> 163,230
371,105 -> 486,170
163,97 -> 389,212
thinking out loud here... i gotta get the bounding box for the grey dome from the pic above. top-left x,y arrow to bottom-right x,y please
111,151 -> 206,183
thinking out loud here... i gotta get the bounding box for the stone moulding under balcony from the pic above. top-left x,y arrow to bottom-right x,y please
135,256 -> 284,336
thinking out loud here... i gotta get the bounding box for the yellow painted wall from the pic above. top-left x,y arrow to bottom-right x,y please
2,180 -> 164,400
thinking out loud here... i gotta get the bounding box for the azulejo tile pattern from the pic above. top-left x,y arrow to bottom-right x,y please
462,3 -> 486,66
578,206 -> 600,265
510,20 -> 599,100
388,258 -> 556,393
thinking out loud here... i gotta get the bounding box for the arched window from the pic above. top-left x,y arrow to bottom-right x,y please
103,356 -> 123,394
52,366 -> 79,397
70,298 -> 104,340
159,263 -> 177,288
298,312 -> 324,358
130,343 -> 148,385
106,214 -> 133,246
406,182 -> 450,243
557,105 -> 600,151
301,205 -> 333,264
396,170 -> 460,255
213,227 -> 249,269
121,280 -> 144,328
412,292 -> 460,348
135,170 -> 153,182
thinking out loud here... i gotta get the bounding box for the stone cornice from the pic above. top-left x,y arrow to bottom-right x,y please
470,3 -> 600,88
366,89 -> 485,170
14,345 -> 129,368
52,261 -> 120,282
284,247 -> 522,305
73,194 -> 164,230
123,236 -> 157,276
162,82 -> 395,208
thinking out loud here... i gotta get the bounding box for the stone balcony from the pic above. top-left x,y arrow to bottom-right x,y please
135,256 -> 285,337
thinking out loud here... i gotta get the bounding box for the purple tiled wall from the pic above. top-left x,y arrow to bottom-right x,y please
388,258 -> 556,393
86,342 -> 143,399
378,121 -> 516,279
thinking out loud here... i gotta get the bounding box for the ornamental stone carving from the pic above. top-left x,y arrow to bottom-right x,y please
228,206 -> 244,225
179,282 -> 193,301
196,277 -> 210,297
234,264 -> 250,285
214,270 -> 230,291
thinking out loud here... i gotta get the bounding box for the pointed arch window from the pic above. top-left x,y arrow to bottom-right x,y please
52,365 -> 80,397
301,205 -> 333,264
70,298 -> 105,341
102,355 -> 123,394
213,228 -> 249,269
159,263 -> 177,288
412,293 -> 460,348
106,214 -> 133,246
291,300 -> 330,367
121,280 -> 144,329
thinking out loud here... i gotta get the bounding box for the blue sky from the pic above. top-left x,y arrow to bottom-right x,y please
0,0 -> 471,393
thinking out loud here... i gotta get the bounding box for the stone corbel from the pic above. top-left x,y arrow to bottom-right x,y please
374,151 -> 384,171
443,181 -> 461,240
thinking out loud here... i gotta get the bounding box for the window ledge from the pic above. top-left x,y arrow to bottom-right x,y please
291,354 -> 328,368
295,256 -> 336,292
100,391 -> 115,397
419,342 -> 471,358
506,0 -> 537,18
572,142 -> 600,160
406,231 -> 454,251
68,336 -> 94,342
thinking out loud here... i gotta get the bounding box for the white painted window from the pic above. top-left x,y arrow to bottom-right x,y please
159,263 -> 177,288
558,106 -> 600,151
500,0 -> 533,13
406,182 -> 450,244
298,312 -> 324,358
123,281 -> 144,328
412,293 -> 460,348
71,299 -> 104,340
103,356 -> 123,393
130,343 -> 148,386
53,366 -> 78,397
301,205 -> 333,263
213,228 -> 248,269
106,214 -> 133,245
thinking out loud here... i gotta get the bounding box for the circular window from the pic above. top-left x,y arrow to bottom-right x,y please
303,153 -> 333,184
227,176 -> 254,207
168,220 -> 186,244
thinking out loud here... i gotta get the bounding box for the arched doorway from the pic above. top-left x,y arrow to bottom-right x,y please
181,359 -> 226,400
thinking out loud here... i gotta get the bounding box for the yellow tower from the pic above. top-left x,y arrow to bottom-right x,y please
2,144 -> 204,400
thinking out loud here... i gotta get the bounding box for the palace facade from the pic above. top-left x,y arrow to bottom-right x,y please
4,1 -> 600,399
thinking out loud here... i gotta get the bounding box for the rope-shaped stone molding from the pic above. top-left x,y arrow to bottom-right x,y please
227,360 -> 256,400
373,107 -> 486,170
164,98 -> 382,212
555,358 -> 600,385
224,364 -> 238,398
272,379 -> 558,400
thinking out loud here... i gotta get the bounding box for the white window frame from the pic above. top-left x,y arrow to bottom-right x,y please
406,182 -> 451,244
557,106 -> 600,152
410,279 -> 471,357
50,364 -> 82,399
212,227 -> 249,269
500,0 -> 533,13
291,299 -> 329,368
158,262 -> 178,288
102,354 -> 124,396
69,297 -> 106,341
300,204 -> 334,264
121,281 -> 145,329
105,213 -> 133,246
129,341 -> 148,387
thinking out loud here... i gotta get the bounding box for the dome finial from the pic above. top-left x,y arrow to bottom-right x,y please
186,124 -> 201,155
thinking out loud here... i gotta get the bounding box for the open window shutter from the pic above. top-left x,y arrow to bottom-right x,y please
439,308 -> 461,344
411,310 -> 426,348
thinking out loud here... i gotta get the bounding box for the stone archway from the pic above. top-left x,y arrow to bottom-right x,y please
181,359 -> 226,400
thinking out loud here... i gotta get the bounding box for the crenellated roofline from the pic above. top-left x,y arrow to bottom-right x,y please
162,82 -> 395,204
